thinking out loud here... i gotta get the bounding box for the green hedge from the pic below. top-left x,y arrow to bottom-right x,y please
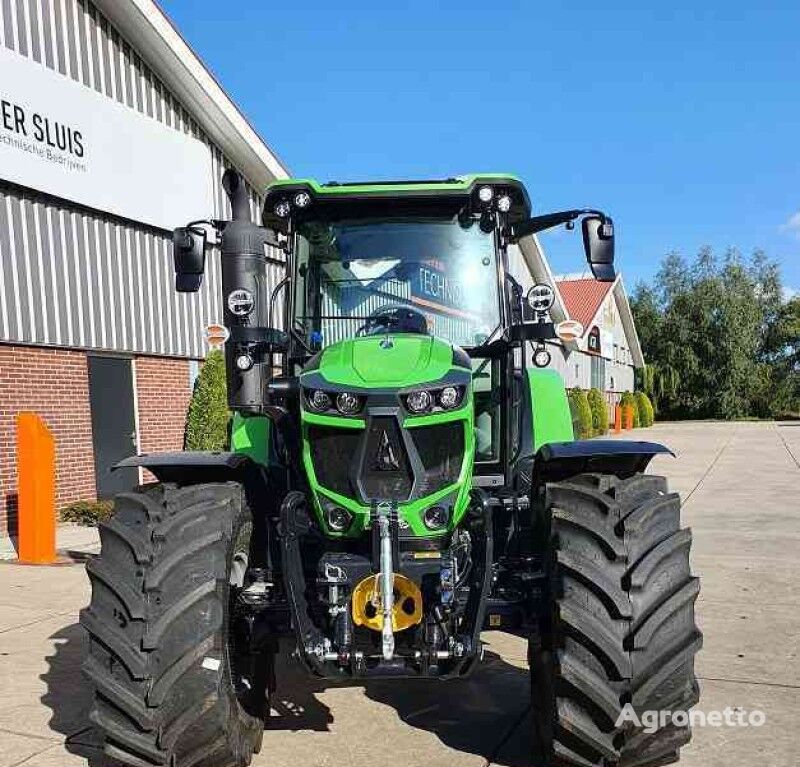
587,388 -> 609,436
568,388 -> 593,439
185,350 -> 229,451
635,391 -> 655,427
60,499 -> 114,526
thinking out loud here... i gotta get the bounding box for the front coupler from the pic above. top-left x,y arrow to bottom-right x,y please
278,490 -> 493,679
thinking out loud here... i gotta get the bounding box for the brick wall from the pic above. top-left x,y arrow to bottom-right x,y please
0,344 -> 96,536
0,346 -> 194,538
134,355 -> 191,463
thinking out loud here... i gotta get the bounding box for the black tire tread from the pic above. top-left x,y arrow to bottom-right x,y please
80,482 -> 263,767
531,473 -> 701,767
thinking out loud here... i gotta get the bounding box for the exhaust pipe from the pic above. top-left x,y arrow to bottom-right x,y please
220,170 -> 271,412
222,169 -> 251,223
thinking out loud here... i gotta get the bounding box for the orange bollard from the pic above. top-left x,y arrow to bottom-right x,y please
16,412 -> 57,564
613,405 -> 622,433
623,405 -> 634,430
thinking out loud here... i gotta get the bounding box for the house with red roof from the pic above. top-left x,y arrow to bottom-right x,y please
553,273 -> 644,399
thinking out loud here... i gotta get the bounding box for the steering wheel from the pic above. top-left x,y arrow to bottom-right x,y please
356,305 -> 429,337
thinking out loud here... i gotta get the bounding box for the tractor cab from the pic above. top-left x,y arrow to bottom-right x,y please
258,176 -> 616,490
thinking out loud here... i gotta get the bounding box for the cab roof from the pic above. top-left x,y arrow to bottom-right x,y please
262,174 -> 532,232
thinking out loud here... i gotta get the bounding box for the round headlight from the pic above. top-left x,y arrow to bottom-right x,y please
335,391 -> 362,415
478,185 -> 494,203
497,194 -> 512,212
439,386 -> 461,409
235,353 -> 254,371
307,389 -> 331,412
294,191 -> 311,208
406,390 -> 432,413
533,347 -> 552,368
327,506 -> 353,532
423,506 -> 449,530
274,200 -> 291,218
527,283 -> 556,313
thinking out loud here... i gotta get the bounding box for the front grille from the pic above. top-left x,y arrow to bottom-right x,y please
360,417 -> 413,500
409,422 -> 464,497
307,417 -> 466,505
308,426 -> 361,498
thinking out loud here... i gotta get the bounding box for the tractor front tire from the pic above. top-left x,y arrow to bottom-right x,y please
530,473 -> 702,767
80,482 -> 266,767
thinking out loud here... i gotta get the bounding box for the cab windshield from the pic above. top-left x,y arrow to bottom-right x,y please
294,216 -> 500,349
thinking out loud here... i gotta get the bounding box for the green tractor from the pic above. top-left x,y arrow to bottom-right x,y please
80,173 -> 701,767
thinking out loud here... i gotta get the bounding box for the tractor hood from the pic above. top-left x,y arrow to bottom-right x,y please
307,335 -> 457,389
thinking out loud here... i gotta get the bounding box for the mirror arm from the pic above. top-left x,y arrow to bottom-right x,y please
507,208 -> 608,241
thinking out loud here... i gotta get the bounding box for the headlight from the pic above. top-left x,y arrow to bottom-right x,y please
439,386 -> 462,410
326,506 -> 353,532
405,390 -> 432,413
533,347 -> 552,368
307,389 -> 331,412
235,353 -> 254,371
527,283 -> 555,313
335,391 -> 362,415
423,505 -> 449,530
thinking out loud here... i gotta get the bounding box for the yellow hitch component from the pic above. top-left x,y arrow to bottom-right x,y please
351,573 -> 423,633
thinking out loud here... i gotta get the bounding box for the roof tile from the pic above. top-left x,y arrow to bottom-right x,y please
555,278 -> 614,334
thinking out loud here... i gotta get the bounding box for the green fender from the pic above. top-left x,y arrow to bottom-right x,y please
527,368 -> 574,452
230,412 -> 271,465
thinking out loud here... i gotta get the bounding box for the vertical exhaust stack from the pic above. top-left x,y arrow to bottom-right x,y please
220,169 -> 271,413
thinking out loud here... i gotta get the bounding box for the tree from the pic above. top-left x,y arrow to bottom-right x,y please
631,247 -> 797,420
185,350 -> 230,450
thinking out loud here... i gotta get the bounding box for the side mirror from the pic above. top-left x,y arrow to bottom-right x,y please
173,226 -> 206,292
582,215 -> 615,282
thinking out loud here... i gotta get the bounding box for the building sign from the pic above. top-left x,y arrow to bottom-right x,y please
0,46 -> 214,231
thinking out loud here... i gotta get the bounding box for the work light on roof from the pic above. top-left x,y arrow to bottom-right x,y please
478,186 -> 494,203
274,200 -> 291,218
497,194 -> 512,213
294,192 -> 311,208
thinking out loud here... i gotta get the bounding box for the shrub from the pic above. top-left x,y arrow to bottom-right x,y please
635,391 -> 655,427
60,499 -> 114,526
568,388 -> 593,439
185,350 -> 230,451
620,391 -> 640,428
587,388 -> 609,435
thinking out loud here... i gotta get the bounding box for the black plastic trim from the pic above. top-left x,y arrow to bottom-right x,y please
532,439 -> 674,484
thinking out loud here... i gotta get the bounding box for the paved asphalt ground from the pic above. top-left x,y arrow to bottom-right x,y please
1,421 -> 798,767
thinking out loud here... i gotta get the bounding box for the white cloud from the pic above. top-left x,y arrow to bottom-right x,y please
780,211 -> 800,237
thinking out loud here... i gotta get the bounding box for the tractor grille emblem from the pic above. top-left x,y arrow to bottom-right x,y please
374,430 -> 400,471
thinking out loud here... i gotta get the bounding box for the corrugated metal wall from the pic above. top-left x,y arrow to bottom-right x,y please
0,0 -> 275,358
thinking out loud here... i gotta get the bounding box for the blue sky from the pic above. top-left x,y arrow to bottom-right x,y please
163,0 -> 800,293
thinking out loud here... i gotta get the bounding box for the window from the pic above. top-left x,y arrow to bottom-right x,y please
472,357 -> 501,462
591,355 -> 606,390
295,216 -> 501,349
587,326 -> 601,354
